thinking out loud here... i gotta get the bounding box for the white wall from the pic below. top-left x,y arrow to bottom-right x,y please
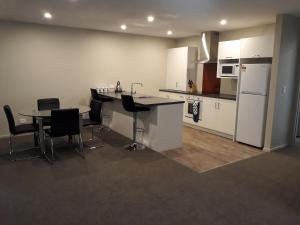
0,21 -> 176,136
264,15 -> 300,151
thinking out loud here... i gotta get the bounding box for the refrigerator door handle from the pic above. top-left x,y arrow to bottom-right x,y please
241,91 -> 266,96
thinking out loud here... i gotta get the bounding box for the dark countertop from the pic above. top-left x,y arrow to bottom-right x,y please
159,89 -> 237,101
98,92 -> 185,107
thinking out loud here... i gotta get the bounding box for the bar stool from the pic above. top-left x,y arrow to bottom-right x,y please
121,95 -> 150,151
90,89 -> 113,131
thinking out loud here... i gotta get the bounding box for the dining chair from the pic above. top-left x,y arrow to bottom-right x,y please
82,100 -> 104,149
36,98 -> 60,127
3,105 -> 40,161
37,98 -> 60,111
45,108 -> 84,160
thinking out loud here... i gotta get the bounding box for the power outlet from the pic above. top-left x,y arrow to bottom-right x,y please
282,85 -> 287,95
19,118 -> 27,124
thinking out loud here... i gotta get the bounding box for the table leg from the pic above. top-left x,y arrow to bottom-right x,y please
37,117 -> 53,164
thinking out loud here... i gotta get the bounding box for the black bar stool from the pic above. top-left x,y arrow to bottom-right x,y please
121,95 -> 150,151
90,89 -> 113,130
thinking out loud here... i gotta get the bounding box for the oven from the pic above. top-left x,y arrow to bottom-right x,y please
185,95 -> 202,121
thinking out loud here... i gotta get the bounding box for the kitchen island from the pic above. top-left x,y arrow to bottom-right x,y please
98,92 -> 185,152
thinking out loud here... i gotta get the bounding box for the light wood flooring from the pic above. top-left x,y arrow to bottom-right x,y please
161,126 -> 262,173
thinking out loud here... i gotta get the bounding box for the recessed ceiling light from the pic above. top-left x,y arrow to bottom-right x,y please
220,19 -> 227,25
147,16 -> 155,22
44,12 -> 53,19
120,24 -> 127,30
167,30 -> 173,35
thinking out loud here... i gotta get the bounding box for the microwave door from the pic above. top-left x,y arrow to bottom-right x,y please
222,66 -> 233,75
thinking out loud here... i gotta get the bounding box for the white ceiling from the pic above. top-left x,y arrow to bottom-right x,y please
0,0 -> 300,38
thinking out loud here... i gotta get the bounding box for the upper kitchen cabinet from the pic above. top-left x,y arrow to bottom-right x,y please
166,47 -> 197,91
240,36 -> 274,58
218,40 -> 241,60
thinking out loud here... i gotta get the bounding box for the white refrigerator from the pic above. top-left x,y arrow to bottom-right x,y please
236,63 -> 271,148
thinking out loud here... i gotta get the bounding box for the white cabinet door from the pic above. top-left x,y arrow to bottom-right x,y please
166,47 -> 188,90
240,36 -> 274,58
202,97 -> 218,131
217,99 -> 236,135
218,40 -> 241,59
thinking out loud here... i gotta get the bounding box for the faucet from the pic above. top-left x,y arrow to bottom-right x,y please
131,82 -> 143,95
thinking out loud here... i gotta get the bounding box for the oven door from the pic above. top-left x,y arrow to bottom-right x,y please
185,100 -> 193,118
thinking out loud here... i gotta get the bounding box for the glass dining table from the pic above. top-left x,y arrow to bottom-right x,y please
18,105 -> 90,164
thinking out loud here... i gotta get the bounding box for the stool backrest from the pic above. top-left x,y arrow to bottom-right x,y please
50,108 -> 80,137
3,105 -> 16,134
121,95 -> 136,112
90,89 -> 100,101
38,98 -> 60,111
89,100 -> 102,123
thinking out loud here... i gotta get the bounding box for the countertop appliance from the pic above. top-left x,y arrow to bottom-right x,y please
218,59 -> 240,78
185,95 -> 203,121
236,63 -> 271,148
115,81 -> 122,93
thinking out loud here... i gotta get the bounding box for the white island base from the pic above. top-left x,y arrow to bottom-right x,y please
102,101 -> 183,152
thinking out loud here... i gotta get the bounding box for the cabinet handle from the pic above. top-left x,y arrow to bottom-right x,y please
225,56 -> 233,59
218,103 -> 220,109
215,102 -> 217,109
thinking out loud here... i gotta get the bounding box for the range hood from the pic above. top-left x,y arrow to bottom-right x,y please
199,31 -> 219,63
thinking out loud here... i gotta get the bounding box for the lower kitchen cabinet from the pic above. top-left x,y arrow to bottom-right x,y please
202,97 -> 236,135
159,91 -> 236,136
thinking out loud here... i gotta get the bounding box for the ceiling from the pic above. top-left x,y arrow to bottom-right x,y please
1,0 -> 300,38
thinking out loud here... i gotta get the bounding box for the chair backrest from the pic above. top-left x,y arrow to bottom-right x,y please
90,89 -> 100,101
89,100 -> 102,123
3,105 -> 16,134
50,108 -> 80,137
37,98 -> 60,111
121,95 -> 137,112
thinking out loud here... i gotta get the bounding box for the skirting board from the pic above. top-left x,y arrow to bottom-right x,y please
183,123 -> 234,140
263,144 -> 288,152
0,134 -> 9,139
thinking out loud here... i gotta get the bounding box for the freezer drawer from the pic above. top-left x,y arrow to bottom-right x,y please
236,94 -> 267,148
240,64 -> 271,95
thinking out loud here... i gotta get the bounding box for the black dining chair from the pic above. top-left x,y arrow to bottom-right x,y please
36,98 -> 60,127
121,95 -> 150,151
3,105 -> 40,161
82,100 -> 104,149
45,108 -> 84,160
37,98 -> 60,111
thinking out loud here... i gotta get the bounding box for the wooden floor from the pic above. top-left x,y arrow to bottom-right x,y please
161,126 -> 262,173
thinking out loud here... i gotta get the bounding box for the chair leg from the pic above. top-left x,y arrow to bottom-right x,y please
79,134 -> 84,152
34,132 -> 39,147
90,127 -> 94,141
73,134 -> 85,159
8,135 -> 15,161
50,138 -> 54,161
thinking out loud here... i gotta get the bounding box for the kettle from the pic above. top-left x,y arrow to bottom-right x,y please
115,81 -> 123,93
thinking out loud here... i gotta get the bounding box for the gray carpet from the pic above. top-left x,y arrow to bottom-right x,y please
0,131 -> 300,225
